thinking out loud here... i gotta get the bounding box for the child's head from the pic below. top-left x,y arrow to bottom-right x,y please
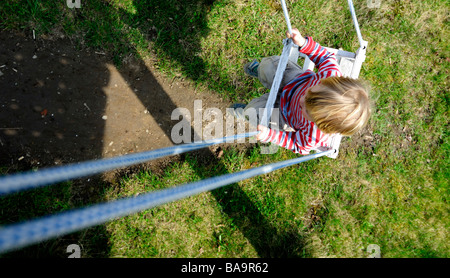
304,76 -> 371,136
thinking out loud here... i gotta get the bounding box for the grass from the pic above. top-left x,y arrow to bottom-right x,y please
0,0 -> 449,258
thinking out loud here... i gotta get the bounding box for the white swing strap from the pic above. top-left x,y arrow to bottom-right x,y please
260,38 -> 294,127
260,0 -> 294,127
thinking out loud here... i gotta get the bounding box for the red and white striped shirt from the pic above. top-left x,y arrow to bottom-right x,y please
259,37 -> 342,154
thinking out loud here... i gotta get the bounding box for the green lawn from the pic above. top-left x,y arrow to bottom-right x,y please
0,0 -> 448,257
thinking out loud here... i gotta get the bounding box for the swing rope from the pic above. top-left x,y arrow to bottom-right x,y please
260,0 -> 293,127
0,132 -> 257,196
0,149 -> 332,254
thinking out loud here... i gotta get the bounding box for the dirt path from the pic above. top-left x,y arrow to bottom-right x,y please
0,30 -> 242,184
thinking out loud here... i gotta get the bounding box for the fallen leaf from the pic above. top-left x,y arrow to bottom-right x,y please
41,109 -> 48,117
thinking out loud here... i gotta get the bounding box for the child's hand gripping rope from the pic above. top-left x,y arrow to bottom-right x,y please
286,28 -> 306,48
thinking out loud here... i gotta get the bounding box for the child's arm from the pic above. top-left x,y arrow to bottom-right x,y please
287,28 -> 342,78
256,124 -> 329,155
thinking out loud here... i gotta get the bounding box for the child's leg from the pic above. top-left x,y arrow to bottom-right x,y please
258,56 -> 304,90
244,92 -> 295,132
235,56 -> 302,131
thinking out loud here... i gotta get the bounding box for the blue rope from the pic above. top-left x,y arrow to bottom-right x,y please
260,0 -> 294,128
260,38 -> 293,127
0,149 -> 333,254
280,0 -> 293,36
0,132 -> 257,196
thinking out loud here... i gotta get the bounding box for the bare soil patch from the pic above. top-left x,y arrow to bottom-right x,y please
0,30 -> 248,185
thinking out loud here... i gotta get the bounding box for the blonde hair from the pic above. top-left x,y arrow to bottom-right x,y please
305,76 -> 371,136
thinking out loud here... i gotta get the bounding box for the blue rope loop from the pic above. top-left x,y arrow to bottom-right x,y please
0,148 -> 333,254
0,132 -> 258,196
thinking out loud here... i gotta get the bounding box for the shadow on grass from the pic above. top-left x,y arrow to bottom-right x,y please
0,0 -> 307,258
212,183 -> 308,257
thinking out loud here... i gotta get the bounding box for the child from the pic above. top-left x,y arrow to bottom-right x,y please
234,27 -> 371,155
